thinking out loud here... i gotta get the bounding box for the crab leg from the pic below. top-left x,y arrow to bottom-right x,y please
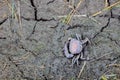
81,37 -> 90,44
72,54 -> 80,66
64,41 -> 74,58
76,34 -> 81,41
80,52 -> 90,61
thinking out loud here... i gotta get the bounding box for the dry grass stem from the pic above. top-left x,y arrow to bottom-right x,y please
92,1 -> 120,17
78,61 -> 87,78
90,52 -> 113,62
5,0 -> 18,19
17,0 -> 24,40
67,0 -> 84,24
63,0 -> 84,24
58,14 -> 87,18
107,64 -> 120,67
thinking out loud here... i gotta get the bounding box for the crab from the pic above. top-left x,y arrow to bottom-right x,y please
64,34 -> 90,65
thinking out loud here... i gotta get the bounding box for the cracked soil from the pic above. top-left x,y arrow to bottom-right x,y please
0,0 -> 120,79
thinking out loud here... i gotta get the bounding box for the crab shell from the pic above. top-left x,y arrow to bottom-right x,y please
69,39 -> 83,54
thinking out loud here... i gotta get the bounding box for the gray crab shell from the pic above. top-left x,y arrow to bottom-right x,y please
69,39 -> 83,54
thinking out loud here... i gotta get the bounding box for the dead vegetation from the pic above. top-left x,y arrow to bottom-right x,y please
0,0 -> 120,79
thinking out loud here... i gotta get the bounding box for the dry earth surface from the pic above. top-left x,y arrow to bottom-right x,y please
0,0 -> 120,80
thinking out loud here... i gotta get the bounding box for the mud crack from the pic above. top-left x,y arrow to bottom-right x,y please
30,0 -> 37,20
0,18 -> 8,25
107,36 -> 120,47
29,0 -> 55,22
18,44 -> 37,57
5,55 -> 25,78
108,54 -> 120,61
0,37 -> 6,39
22,16 -> 55,22
92,0 -> 112,39
1,45 -> 35,79
99,14 -> 120,21
47,0 -> 55,5
7,56 -> 34,79
66,24 -> 93,30
26,21 -> 37,40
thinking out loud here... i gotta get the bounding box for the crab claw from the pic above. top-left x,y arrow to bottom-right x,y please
64,41 -> 73,58
81,37 -> 91,44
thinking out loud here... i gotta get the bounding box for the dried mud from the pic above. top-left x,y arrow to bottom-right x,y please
0,0 -> 120,80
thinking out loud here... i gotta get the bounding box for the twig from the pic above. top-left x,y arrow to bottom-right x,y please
5,0 -> 18,19
92,1 -> 120,17
17,0 -> 24,40
57,14 -> 87,18
78,61 -> 87,78
90,52 -> 113,62
62,0 -> 84,24
107,63 -> 120,67
67,0 -> 84,24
